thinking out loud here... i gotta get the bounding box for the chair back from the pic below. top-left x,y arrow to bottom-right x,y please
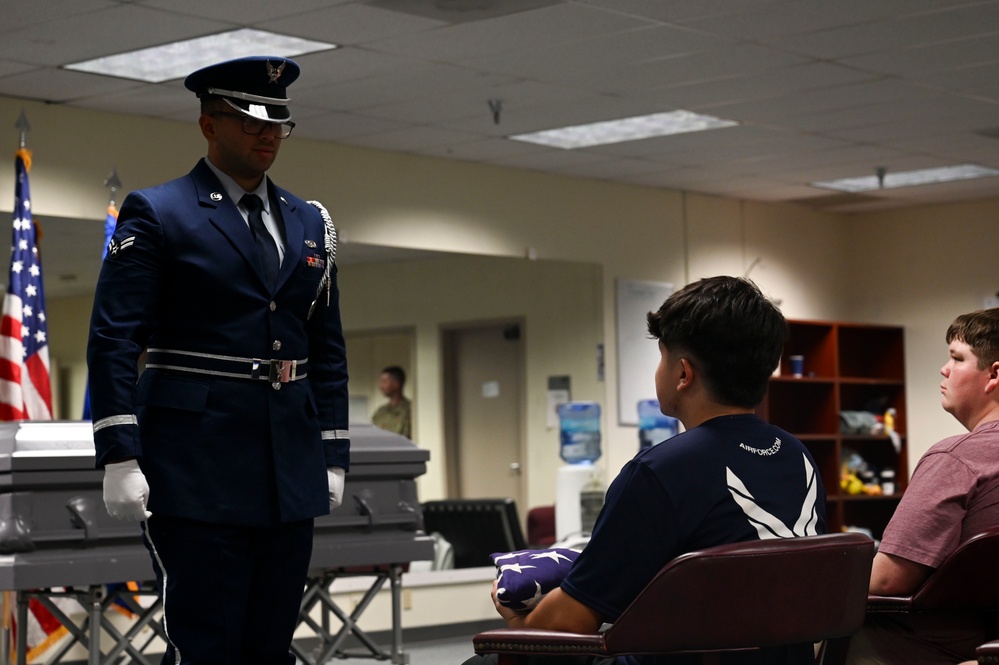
909,526 -> 999,611
603,532 -> 874,654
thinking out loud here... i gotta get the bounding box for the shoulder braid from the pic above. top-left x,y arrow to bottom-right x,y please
306,200 -> 337,319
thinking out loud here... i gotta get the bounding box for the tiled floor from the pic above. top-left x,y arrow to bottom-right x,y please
294,629 -> 484,665
406,634 -> 478,664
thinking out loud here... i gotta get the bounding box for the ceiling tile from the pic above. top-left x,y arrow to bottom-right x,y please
842,32 -> 999,78
913,60 -> 999,103
577,44 -> 810,96
291,49 -> 421,90
0,0 -> 115,35
576,0 -> 792,24
136,0 -> 349,23
684,0 -> 936,41
363,2 -> 654,61
0,5 -> 230,66
463,24 -> 732,82
0,60 -> 37,79
0,67 -> 144,103
269,2 -> 447,47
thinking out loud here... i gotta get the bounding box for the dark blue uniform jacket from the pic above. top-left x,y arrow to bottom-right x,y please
87,159 -> 349,526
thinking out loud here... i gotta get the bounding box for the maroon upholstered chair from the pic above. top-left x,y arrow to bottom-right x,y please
979,640 -> 999,664
473,532 -> 874,665
859,527 -> 999,665
865,526 -> 999,615
527,506 -> 556,548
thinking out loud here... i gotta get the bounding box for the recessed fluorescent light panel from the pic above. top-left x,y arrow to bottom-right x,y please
812,164 -> 999,193
508,110 -> 739,149
63,29 -> 337,83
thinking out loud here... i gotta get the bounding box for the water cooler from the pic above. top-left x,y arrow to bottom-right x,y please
637,399 -> 679,451
555,402 -> 604,540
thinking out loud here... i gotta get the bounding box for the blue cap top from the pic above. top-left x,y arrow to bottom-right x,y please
184,56 -> 300,122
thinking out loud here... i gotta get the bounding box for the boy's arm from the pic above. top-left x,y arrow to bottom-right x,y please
869,551 -> 933,595
492,582 -> 603,633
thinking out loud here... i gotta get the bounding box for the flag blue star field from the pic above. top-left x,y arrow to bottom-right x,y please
0,149 -> 52,420
491,548 -> 580,611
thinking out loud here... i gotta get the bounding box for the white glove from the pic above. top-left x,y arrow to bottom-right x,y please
327,467 -> 345,511
103,459 -> 152,521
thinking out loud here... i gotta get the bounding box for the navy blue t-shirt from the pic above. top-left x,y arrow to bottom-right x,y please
561,414 -> 826,665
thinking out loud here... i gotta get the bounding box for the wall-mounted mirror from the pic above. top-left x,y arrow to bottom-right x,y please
38,218 -> 604,523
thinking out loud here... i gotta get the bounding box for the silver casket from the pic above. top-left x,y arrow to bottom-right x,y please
0,422 -> 434,664
0,421 -> 434,590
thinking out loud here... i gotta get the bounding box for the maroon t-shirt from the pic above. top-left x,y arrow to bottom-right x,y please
880,419 -> 999,567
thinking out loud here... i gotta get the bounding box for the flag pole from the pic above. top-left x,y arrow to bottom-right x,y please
15,110 -> 29,149
104,167 -> 122,208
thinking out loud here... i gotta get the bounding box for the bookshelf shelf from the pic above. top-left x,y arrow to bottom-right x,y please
760,320 -> 907,539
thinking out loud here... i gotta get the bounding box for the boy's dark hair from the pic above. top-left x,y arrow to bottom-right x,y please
646,276 -> 787,408
946,308 -> 999,370
382,365 -> 406,386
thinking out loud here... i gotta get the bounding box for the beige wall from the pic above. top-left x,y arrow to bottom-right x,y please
843,200 -> 999,461
4,96 -> 993,499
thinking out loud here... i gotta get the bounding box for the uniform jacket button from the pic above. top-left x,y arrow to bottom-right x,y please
269,301 -> 277,311
272,340 -> 282,351
272,382 -> 282,391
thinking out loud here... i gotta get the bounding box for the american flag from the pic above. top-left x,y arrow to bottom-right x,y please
0,149 -> 52,420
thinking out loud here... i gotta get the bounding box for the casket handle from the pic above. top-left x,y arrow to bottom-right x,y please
353,494 -> 376,527
67,496 -> 100,545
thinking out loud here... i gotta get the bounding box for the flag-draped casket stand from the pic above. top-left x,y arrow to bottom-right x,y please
0,421 -> 434,664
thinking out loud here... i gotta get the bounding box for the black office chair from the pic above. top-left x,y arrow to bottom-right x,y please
421,498 -> 527,569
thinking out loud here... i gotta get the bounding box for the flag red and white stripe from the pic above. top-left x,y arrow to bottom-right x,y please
0,148 -> 52,421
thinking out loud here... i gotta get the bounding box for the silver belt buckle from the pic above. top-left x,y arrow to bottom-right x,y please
269,360 -> 296,383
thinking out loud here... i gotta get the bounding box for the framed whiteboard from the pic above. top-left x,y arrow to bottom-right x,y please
616,278 -> 674,426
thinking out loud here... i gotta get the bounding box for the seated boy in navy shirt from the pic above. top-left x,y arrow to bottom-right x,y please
466,275 -> 826,665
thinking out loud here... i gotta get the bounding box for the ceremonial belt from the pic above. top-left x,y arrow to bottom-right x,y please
145,348 -> 308,383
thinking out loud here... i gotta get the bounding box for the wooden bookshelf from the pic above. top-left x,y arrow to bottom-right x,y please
759,320 -> 907,539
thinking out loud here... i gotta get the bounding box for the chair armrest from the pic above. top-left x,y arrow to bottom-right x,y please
473,628 -> 610,658
866,594 -> 914,613
978,640 -> 999,664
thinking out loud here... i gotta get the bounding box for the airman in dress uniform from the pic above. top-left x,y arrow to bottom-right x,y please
87,56 -> 349,665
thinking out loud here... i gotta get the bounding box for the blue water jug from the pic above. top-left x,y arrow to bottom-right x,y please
558,402 -> 601,464
638,399 -> 679,450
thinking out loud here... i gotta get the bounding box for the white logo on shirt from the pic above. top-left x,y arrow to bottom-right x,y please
739,437 -> 781,456
726,453 -> 820,539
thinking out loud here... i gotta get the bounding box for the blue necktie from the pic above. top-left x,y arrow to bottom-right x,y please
241,194 -> 278,287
